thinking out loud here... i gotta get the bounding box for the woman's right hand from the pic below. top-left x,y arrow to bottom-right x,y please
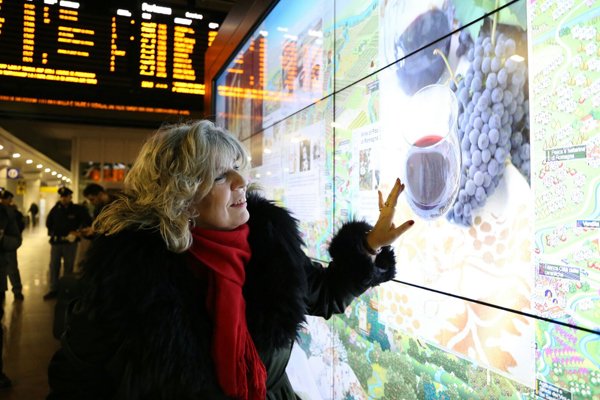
365,178 -> 414,253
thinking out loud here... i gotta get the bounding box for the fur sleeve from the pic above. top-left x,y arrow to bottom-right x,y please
305,221 -> 396,318
328,220 -> 396,290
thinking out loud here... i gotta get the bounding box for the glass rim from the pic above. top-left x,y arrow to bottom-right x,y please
401,83 -> 459,148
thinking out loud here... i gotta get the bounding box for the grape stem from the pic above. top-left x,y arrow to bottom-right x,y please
433,48 -> 458,87
491,0 -> 499,46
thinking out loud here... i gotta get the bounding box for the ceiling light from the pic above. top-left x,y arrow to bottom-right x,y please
0,145 -> 3,150
26,159 -> 33,164
57,174 -> 63,178
12,153 -> 21,158
44,168 -> 50,172
36,164 -> 43,169
51,171 -> 57,176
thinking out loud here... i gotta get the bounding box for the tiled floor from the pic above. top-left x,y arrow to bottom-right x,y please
1,225 -> 61,400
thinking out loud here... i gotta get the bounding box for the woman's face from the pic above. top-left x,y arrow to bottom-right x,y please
193,165 -> 249,230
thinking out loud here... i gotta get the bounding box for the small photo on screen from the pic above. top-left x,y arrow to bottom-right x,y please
299,140 -> 311,172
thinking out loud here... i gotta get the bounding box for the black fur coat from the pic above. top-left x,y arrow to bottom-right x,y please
47,194 -> 396,400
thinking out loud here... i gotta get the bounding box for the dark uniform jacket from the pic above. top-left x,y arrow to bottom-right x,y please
0,205 -> 23,250
47,194 -> 396,399
46,202 -> 92,243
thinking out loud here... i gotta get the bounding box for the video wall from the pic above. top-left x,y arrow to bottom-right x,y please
214,0 -> 600,398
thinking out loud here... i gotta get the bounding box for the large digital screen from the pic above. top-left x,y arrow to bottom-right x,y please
214,0 -> 600,398
0,0 -> 222,123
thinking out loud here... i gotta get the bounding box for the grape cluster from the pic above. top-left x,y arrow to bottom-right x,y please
456,30 -> 473,58
446,32 -> 529,226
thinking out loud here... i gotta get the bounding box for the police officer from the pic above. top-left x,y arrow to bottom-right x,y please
0,190 -> 25,301
0,197 -> 22,387
44,187 -> 92,300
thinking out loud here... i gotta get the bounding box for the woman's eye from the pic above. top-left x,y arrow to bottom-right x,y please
214,174 -> 226,182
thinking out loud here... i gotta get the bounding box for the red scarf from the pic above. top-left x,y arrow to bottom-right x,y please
188,224 -> 267,400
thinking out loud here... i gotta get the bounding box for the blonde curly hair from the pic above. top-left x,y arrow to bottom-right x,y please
94,120 -> 249,252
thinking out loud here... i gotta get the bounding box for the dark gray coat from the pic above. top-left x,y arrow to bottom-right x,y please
47,194 -> 396,399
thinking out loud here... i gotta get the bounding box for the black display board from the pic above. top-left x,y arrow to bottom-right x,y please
0,0 -> 223,124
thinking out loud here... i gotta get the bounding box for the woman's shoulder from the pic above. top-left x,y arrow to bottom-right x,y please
91,229 -> 164,254
247,193 -> 299,233
84,229 -> 175,277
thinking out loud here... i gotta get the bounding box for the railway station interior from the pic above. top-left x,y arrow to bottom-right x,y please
0,0 -> 599,399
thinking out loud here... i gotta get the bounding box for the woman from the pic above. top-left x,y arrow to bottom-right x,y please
47,120 -> 414,399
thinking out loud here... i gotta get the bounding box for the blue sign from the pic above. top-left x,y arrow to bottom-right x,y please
6,168 -> 20,179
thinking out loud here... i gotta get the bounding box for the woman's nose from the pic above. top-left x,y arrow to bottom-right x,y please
231,171 -> 248,190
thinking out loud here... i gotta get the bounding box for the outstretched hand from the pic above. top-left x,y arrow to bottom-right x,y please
365,178 -> 414,253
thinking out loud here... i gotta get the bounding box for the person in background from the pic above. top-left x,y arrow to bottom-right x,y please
76,184 -> 118,268
82,183 -> 117,220
28,202 -> 39,228
43,187 -> 92,300
47,120 -> 415,399
0,190 -> 24,301
0,301 -> 11,389
0,198 -> 23,388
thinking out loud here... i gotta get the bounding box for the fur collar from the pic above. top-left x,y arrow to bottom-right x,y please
245,192 -> 308,350
81,194 -> 308,351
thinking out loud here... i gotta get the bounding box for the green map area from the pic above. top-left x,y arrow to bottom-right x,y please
530,0 -> 600,398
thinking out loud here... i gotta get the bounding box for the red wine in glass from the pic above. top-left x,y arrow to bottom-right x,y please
405,134 -> 459,219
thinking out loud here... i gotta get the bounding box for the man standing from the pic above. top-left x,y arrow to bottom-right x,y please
44,187 -> 92,300
0,199 -> 22,388
28,202 -> 39,227
0,190 -> 25,301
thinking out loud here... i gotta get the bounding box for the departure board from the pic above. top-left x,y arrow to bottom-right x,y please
0,0 -> 223,124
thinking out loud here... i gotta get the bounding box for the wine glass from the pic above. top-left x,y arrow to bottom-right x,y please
402,84 -> 461,220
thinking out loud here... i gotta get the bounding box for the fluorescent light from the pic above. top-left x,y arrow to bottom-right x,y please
26,159 -> 33,164
117,9 -> 132,17
208,22 -> 219,29
12,153 -> 21,158
174,17 -> 192,25
185,12 -> 203,20
36,164 -> 43,169
44,168 -> 51,172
